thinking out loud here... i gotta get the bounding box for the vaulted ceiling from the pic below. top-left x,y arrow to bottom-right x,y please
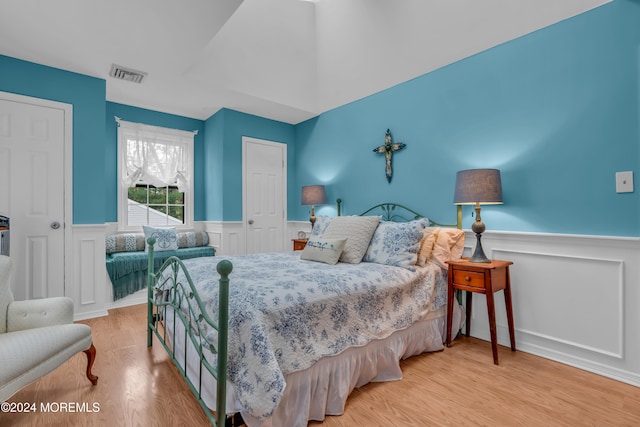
0,0 -> 611,124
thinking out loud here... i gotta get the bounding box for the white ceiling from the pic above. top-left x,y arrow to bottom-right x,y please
0,0 -> 611,124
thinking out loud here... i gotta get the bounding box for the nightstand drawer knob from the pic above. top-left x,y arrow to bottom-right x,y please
465,276 -> 471,281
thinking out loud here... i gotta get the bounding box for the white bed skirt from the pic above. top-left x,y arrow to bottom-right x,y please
164,302 -> 464,427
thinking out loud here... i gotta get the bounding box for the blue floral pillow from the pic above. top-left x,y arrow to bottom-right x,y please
143,226 -> 178,252
362,219 -> 428,268
311,216 -> 334,237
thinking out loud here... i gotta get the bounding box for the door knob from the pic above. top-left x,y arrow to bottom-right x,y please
50,221 -> 61,230
248,219 -> 254,225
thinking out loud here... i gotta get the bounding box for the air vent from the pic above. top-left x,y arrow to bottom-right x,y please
109,64 -> 147,83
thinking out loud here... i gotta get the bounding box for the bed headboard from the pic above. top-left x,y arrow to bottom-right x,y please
336,199 -> 462,229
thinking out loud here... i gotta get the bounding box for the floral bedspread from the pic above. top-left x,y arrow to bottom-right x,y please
161,252 -> 447,420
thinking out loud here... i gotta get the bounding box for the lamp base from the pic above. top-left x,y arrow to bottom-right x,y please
468,232 -> 491,263
309,204 -> 317,231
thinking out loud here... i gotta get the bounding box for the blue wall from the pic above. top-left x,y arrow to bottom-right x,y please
0,54 -> 294,225
204,110 -> 225,221
294,0 -> 640,236
204,109 -> 296,221
105,102 -> 206,222
2,0 -> 639,236
0,55 -> 107,224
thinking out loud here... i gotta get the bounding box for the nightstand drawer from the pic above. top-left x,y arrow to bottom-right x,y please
452,270 -> 485,288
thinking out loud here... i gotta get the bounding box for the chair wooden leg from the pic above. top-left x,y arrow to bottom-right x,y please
83,343 -> 98,385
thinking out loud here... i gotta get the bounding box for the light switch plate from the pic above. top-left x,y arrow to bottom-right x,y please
616,171 -> 634,193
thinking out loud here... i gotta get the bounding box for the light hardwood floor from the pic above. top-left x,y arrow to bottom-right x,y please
2,303 -> 640,426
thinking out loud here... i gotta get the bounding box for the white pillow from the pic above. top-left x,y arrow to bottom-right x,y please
363,219 -> 428,268
143,226 -> 178,252
300,237 -> 347,265
322,216 -> 381,264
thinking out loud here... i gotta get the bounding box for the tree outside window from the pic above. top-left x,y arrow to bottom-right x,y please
127,184 -> 185,226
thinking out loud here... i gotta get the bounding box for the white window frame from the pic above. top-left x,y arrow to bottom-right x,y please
116,118 -> 195,231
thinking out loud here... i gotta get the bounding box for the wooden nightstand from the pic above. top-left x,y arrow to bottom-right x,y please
292,238 -> 308,251
445,258 -> 516,365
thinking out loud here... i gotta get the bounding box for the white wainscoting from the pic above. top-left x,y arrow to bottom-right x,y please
203,221 -> 310,255
289,221 -> 313,243
73,222 -> 212,320
73,222 -> 640,387
203,221 -> 244,255
70,224 -> 109,320
465,230 -> 640,387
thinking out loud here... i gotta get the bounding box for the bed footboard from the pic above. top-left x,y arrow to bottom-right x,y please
146,237 -> 232,427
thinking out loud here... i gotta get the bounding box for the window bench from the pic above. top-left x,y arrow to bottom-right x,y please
105,232 -> 215,300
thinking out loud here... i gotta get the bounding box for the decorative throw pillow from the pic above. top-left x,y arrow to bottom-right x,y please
311,216 -> 334,237
105,233 -> 145,254
143,226 -> 179,252
299,237 -> 347,265
176,231 -> 209,248
322,215 -> 381,264
363,219 -> 428,268
417,227 -> 440,266
430,228 -> 465,269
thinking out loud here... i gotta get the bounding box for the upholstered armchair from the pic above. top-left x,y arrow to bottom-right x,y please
0,255 -> 98,401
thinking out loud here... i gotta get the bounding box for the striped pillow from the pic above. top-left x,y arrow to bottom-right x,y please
106,231 -> 210,254
176,231 -> 209,248
105,233 -> 145,254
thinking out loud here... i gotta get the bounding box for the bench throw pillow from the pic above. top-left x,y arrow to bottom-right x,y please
176,231 -> 209,248
322,215 -> 381,264
105,233 -> 145,254
143,226 -> 179,252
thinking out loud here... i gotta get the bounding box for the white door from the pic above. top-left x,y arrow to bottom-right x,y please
0,92 -> 69,300
243,137 -> 286,254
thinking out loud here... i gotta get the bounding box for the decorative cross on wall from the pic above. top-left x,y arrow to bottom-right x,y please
373,129 -> 406,182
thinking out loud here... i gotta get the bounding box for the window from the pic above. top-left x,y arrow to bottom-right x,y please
116,118 -> 195,231
127,184 -> 185,226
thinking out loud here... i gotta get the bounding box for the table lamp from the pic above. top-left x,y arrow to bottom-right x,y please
301,185 -> 327,228
453,169 -> 503,263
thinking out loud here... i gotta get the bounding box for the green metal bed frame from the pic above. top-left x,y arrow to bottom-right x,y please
146,237 -> 234,427
338,198 -> 463,229
146,202 -> 462,426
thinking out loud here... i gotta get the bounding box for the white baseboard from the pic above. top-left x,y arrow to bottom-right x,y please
110,290 -> 147,309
